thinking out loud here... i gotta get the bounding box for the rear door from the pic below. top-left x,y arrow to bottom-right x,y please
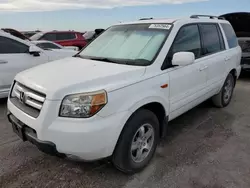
220,23 -> 242,72
198,23 -> 227,93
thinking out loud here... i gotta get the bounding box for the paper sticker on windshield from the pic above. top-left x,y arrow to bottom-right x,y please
149,24 -> 172,30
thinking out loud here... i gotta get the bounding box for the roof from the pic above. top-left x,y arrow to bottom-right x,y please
116,18 -> 178,26
46,31 -> 81,34
0,29 -> 34,46
115,16 -> 229,26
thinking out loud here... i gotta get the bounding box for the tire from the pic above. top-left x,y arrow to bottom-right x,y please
212,73 -> 235,108
112,109 -> 160,174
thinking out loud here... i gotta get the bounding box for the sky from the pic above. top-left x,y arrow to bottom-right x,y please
0,0 -> 249,31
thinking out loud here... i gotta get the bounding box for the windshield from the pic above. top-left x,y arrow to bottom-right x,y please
79,23 -> 171,66
36,42 -> 62,50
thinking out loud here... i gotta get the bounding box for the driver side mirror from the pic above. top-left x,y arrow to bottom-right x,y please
172,52 -> 195,66
29,45 -> 41,57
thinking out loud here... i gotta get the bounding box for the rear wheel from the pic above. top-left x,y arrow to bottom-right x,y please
212,73 -> 235,108
112,109 -> 159,174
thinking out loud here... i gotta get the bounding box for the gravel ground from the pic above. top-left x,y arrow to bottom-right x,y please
1,75 -> 250,188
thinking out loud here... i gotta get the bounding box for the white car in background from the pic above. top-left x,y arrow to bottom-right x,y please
32,40 -> 79,51
0,31 -> 77,98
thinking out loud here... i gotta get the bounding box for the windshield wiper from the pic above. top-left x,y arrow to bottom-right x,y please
74,55 -> 151,66
88,57 -> 123,64
75,55 -> 126,64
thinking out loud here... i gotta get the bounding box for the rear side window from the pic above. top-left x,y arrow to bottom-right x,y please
199,24 -> 223,55
170,24 -> 202,59
0,36 -> 28,54
221,23 -> 238,49
56,33 -> 76,40
41,33 -> 57,41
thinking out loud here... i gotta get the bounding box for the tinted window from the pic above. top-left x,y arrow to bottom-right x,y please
41,33 -> 57,41
36,42 -> 61,49
56,33 -> 76,40
170,24 -> 201,59
199,24 -> 222,55
0,36 -> 29,54
221,23 -> 238,49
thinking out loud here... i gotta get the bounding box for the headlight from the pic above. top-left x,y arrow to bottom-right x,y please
59,90 -> 107,118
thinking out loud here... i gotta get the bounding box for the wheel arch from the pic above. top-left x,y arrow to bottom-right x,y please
125,97 -> 169,139
229,68 -> 237,87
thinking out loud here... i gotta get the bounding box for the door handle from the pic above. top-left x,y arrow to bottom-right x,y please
0,60 -> 8,64
199,65 -> 208,71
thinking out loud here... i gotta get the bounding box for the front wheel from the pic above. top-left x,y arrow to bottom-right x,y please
112,109 -> 160,174
212,73 -> 235,108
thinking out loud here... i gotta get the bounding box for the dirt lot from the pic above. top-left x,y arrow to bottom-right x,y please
1,75 -> 250,188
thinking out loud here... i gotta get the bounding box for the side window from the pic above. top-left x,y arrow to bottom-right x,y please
56,33 -> 76,40
221,23 -> 238,49
170,24 -> 201,59
199,24 -> 222,55
0,36 -> 29,54
36,43 -> 61,50
41,33 -> 57,41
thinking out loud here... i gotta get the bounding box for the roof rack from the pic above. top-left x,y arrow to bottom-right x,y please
190,15 -> 225,20
139,17 -> 153,21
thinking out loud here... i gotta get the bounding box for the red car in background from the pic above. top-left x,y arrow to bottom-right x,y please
30,31 -> 87,49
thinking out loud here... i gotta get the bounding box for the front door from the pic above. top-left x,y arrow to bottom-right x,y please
164,24 -> 208,120
0,36 -> 48,96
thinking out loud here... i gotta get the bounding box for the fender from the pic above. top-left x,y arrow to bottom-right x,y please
128,96 -> 169,116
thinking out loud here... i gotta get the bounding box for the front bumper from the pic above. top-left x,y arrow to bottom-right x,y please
7,98 -> 129,161
8,114 -> 65,157
241,57 -> 250,70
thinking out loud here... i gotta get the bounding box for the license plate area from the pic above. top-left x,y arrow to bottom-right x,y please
11,117 -> 27,141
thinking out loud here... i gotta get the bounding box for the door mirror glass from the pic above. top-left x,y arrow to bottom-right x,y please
172,52 -> 195,66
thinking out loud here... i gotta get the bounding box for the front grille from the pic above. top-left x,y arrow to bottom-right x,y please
10,82 -> 46,118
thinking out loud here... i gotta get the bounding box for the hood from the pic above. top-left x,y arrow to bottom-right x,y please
16,57 -> 146,100
44,50 -> 77,61
220,12 -> 250,37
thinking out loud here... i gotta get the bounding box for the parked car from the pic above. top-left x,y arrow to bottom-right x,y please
238,37 -> 250,71
30,31 -> 87,49
32,40 -> 79,51
7,15 -> 241,173
0,31 -> 77,98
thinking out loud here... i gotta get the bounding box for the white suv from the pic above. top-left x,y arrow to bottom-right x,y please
7,15 -> 241,173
